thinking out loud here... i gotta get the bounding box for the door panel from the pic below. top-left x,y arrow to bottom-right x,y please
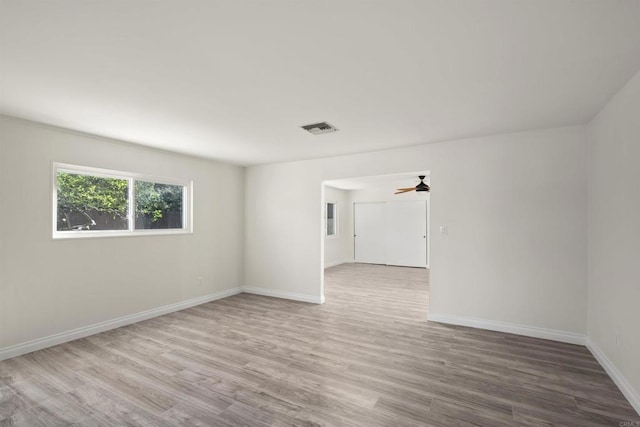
354,203 -> 386,264
386,201 -> 427,268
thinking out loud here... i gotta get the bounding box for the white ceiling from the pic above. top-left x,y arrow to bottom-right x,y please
1,1 -> 640,166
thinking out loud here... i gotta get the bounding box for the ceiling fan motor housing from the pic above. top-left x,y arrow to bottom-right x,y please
416,175 -> 430,192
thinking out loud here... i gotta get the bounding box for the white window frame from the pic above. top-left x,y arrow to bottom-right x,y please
326,201 -> 338,238
52,163 -> 193,239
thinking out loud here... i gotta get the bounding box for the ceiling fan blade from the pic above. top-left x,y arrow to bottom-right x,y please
395,187 -> 416,191
394,188 -> 415,194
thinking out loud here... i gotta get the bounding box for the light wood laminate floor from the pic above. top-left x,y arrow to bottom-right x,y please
1,263 -> 638,426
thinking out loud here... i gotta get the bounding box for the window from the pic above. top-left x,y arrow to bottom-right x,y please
326,202 -> 337,237
53,163 -> 192,238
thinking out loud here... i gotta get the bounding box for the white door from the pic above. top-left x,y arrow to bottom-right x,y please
354,203 -> 386,264
386,201 -> 427,267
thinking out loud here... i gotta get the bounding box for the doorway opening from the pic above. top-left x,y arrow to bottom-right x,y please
321,172 -> 431,315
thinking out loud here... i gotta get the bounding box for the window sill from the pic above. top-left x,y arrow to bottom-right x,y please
52,229 -> 193,240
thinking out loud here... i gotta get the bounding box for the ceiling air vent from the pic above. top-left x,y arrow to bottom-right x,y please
301,121 -> 338,135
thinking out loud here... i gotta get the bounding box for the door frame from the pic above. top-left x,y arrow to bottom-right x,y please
321,172 -> 431,303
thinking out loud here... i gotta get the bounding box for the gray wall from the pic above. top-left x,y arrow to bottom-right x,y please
0,116 -> 245,350
323,186 -> 353,268
245,126 -> 588,337
587,68 -> 640,408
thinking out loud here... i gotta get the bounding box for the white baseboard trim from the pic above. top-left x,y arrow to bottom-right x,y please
0,287 -> 243,362
586,338 -> 640,415
428,313 -> 587,345
242,287 -> 324,304
324,259 -> 354,268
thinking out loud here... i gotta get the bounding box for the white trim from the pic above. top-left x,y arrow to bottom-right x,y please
586,338 -> 640,415
428,313 -> 587,345
324,259 -> 355,268
242,287 -> 325,304
0,287 -> 242,362
52,228 -> 194,240
55,162 -> 190,186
